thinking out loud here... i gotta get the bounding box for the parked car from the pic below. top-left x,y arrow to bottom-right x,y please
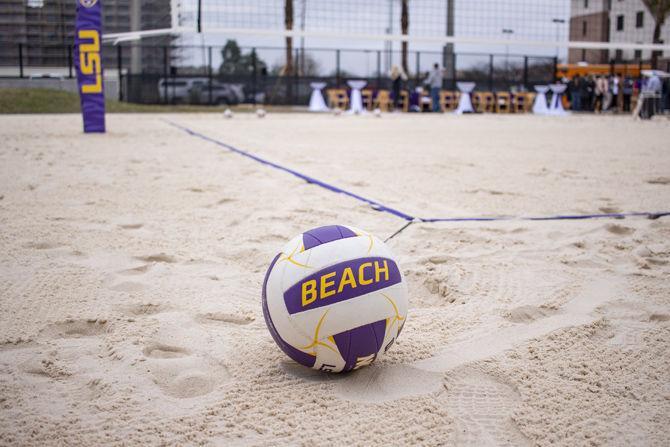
157,78 -> 206,104
157,78 -> 245,105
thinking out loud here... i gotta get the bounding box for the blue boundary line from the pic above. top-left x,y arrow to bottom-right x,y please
164,119 -> 669,224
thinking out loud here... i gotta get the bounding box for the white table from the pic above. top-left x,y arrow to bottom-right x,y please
455,82 -> 475,114
308,82 -> 328,112
548,83 -> 568,115
532,85 -> 550,115
347,80 -> 367,114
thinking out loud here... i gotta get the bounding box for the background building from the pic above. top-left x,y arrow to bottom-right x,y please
609,0 -> 670,63
0,0 -> 172,72
0,0 -> 75,67
568,0 -> 611,64
569,0 -> 670,66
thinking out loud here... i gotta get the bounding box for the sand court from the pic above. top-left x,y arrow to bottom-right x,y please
0,113 -> 669,445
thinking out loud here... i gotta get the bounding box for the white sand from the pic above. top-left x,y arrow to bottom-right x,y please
0,112 -> 669,445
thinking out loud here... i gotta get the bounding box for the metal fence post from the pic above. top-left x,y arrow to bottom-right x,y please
336,49 -> 341,87
488,54 -> 494,91
450,53 -> 457,89
68,45 -> 73,78
163,46 -> 168,104
415,51 -> 420,86
553,56 -> 558,83
251,47 -> 257,105
18,43 -> 24,78
117,44 -> 123,101
208,46 -> 213,104
376,50 -> 381,89
523,56 -> 528,90
294,48 -> 299,105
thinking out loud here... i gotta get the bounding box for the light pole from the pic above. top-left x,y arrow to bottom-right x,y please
552,18 -> 566,59
502,28 -> 514,72
386,0 -> 394,73
300,0 -> 306,75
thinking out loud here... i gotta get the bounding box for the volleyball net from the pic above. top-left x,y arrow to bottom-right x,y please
102,0 -> 670,63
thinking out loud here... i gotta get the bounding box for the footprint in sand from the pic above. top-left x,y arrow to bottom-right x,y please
646,177 -> 670,185
598,206 -> 621,214
41,319 -> 108,339
504,305 -> 556,324
204,197 -> 236,208
118,223 -> 143,230
107,254 -> 174,292
606,224 -> 634,236
123,303 -> 169,317
117,264 -> 152,276
23,241 -> 62,250
196,312 -> 255,327
20,356 -> 72,379
334,365 -> 528,446
140,342 -> 229,399
143,343 -> 190,359
135,253 -> 177,263
439,368 -> 529,446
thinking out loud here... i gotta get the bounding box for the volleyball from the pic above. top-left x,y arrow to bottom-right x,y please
262,225 -> 408,373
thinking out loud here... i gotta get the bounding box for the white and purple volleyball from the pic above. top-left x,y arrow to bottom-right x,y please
262,225 -> 408,373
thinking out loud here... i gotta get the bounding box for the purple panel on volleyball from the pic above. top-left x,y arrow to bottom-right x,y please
333,320 -> 387,372
302,225 -> 357,250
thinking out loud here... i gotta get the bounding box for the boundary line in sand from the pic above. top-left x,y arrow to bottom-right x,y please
164,119 -> 669,226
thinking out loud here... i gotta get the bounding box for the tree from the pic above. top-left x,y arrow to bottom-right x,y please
219,40 -> 267,76
272,52 -> 320,76
642,0 -> 670,68
284,0 -> 294,101
284,0 -> 294,76
401,0 -> 409,74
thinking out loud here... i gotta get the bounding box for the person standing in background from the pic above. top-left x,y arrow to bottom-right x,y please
647,73 -> 663,114
622,76 -> 633,112
610,74 -> 621,113
390,65 -> 408,111
569,75 -> 582,111
594,76 -> 609,112
425,63 -> 444,112
585,75 -> 596,111
603,76 -> 612,112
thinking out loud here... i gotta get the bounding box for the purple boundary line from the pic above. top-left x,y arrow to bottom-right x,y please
164,119 -> 669,224
164,119 -> 414,221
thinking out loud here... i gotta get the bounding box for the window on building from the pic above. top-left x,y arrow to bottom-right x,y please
615,49 -> 623,61
616,15 -> 624,31
581,49 -> 586,61
584,0 -> 589,9
634,49 -> 642,60
583,20 -> 588,36
636,11 -> 644,28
